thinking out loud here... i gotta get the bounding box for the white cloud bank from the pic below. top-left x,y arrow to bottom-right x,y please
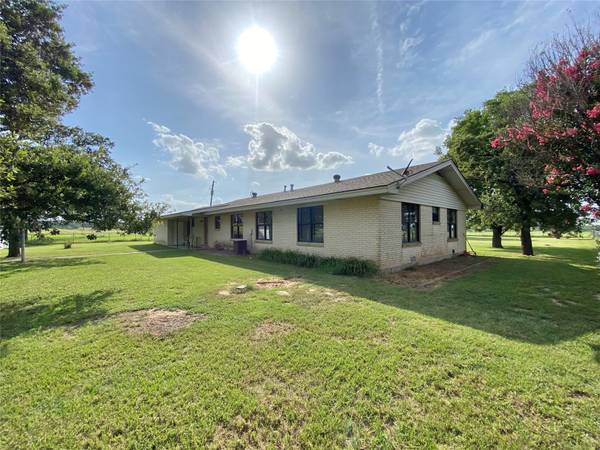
369,118 -> 454,160
233,123 -> 353,171
148,121 -> 226,178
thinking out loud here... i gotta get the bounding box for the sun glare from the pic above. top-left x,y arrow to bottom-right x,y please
237,27 -> 277,75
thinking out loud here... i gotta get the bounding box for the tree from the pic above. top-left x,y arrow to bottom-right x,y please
447,90 -> 580,255
493,26 -> 600,219
0,0 -> 92,139
0,129 -> 148,261
445,106 -> 520,249
0,0 -> 93,257
121,201 -> 169,236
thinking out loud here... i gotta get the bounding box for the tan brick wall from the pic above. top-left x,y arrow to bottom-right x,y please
155,175 -> 469,271
201,196 -> 381,261
378,200 -> 467,271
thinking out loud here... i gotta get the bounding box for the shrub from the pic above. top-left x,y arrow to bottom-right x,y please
50,228 -> 60,235
258,248 -> 377,276
86,234 -> 97,240
64,241 -> 73,249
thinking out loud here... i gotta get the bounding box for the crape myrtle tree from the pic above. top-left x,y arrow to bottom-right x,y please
492,26 -> 600,221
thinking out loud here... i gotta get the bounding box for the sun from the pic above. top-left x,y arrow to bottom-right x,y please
237,27 -> 277,75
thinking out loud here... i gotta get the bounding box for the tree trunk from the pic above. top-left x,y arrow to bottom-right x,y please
7,227 -> 20,258
520,225 -> 534,256
491,225 -> 503,248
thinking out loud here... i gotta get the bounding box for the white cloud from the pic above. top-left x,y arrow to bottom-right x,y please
369,118 -> 453,161
397,35 -> 424,68
160,194 -> 202,213
451,29 -> 495,65
368,143 -> 385,157
370,5 -> 384,113
148,121 -> 225,178
236,123 -> 353,171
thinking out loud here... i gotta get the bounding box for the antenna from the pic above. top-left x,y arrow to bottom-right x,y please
400,158 -> 413,176
209,180 -> 215,206
386,166 -> 404,177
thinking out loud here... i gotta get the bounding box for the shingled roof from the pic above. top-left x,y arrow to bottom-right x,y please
162,160 -> 479,218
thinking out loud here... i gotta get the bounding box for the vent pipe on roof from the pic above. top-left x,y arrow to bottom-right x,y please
251,192 -> 257,198
333,174 -> 341,183
290,184 -> 294,191
284,185 -> 287,192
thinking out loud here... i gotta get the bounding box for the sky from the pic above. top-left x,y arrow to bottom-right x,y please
61,0 -> 598,212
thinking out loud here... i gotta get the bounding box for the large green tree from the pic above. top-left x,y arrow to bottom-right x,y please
1,0 -> 94,257
447,90 -> 579,255
0,1 -> 162,261
0,0 -> 92,138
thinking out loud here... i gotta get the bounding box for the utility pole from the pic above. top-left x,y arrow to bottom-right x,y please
209,180 -> 215,206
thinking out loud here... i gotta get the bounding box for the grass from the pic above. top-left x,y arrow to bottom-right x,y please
0,233 -> 599,448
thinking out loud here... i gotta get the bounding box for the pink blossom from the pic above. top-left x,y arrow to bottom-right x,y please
565,127 -> 578,136
542,188 -> 550,195
490,137 -> 501,149
585,103 -> 600,119
580,204 -> 592,212
545,175 -> 555,184
593,210 -> 600,219
593,123 -> 600,134
586,166 -> 600,176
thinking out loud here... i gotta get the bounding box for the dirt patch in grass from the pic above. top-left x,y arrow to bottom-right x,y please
255,277 -> 301,289
252,320 -> 295,341
385,255 -> 492,289
116,309 -> 205,337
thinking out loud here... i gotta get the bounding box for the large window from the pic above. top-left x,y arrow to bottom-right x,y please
215,215 -> 221,230
448,209 -> 457,239
231,213 -> 243,239
432,206 -> 440,223
402,203 -> 420,243
297,206 -> 323,243
256,211 -> 273,241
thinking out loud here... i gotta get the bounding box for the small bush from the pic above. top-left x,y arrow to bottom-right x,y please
86,234 -> 97,241
50,228 -> 60,235
258,248 -> 377,276
64,241 -> 73,249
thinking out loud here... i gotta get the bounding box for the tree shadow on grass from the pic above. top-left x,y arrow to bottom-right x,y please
129,244 -> 600,346
0,289 -> 117,340
0,258 -> 105,277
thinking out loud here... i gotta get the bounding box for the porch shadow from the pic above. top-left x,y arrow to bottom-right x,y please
128,244 -> 600,346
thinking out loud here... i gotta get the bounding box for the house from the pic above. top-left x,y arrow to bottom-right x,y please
154,160 -> 481,271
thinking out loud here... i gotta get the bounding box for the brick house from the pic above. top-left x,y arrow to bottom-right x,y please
154,160 -> 481,272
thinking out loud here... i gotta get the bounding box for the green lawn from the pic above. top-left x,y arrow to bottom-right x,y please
1,234 -> 599,448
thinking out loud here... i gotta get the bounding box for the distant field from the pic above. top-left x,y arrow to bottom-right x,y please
24,227 -> 153,246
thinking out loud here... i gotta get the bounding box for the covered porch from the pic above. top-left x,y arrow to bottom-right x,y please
160,213 -> 209,248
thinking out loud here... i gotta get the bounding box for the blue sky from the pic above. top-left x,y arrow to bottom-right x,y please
61,1 -> 598,212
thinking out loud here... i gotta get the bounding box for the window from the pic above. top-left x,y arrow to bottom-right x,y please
448,209 -> 457,239
215,215 -> 221,230
432,206 -> 440,223
256,211 -> 273,241
231,214 -> 243,239
402,203 -> 420,243
297,206 -> 323,243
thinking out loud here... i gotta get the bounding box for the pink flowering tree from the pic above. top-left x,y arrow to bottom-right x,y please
494,27 -> 600,221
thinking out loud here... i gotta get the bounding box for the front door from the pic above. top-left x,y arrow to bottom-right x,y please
204,217 -> 209,246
